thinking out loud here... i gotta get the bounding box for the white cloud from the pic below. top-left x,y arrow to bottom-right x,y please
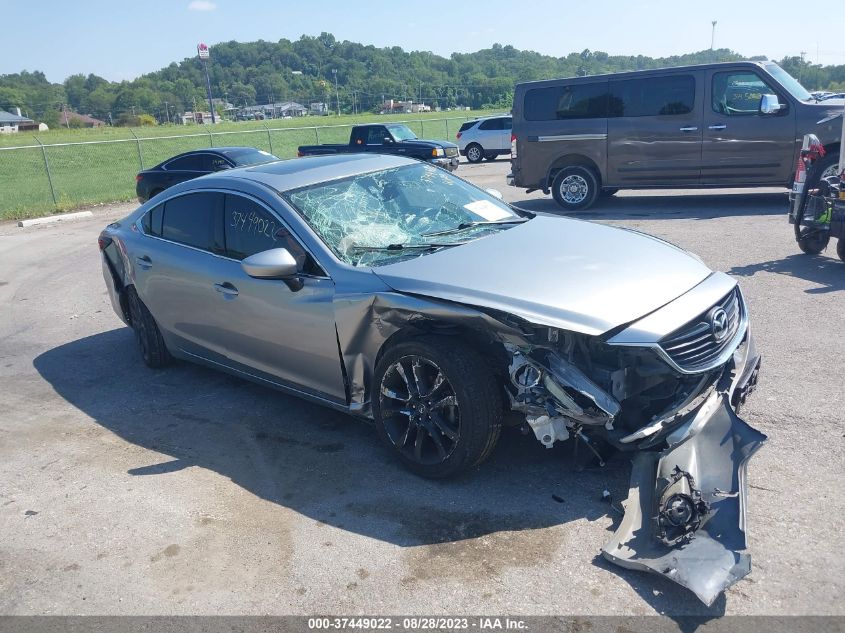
188,0 -> 216,10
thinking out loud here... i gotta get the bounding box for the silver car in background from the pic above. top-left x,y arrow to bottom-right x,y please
99,154 -> 764,605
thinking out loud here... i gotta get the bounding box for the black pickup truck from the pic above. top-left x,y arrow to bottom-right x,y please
297,123 -> 460,171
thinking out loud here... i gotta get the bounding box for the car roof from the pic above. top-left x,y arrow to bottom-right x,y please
214,153 -> 417,193
467,114 -> 511,123
152,146 -> 275,171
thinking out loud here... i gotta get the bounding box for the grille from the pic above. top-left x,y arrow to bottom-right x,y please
659,287 -> 743,372
445,147 -> 458,158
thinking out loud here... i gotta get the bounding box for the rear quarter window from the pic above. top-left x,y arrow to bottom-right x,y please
524,82 -> 609,121
459,121 -> 478,132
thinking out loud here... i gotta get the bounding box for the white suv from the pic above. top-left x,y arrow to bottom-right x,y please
456,115 -> 512,163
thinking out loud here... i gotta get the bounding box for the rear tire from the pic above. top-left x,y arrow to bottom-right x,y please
127,286 -> 171,368
551,166 -> 600,211
837,239 -> 845,262
373,336 -> 502,478
465,143 -> 484,164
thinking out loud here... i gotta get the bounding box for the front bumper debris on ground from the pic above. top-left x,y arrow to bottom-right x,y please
602,392 -> 767,605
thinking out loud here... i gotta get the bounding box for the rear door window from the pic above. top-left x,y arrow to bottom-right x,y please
609,75 -> 695,117
479,118 -> 504,130
161,192 -> 225,253
524,82 -> 609,120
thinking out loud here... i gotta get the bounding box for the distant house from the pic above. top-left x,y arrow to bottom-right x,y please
379,100 -> 430,114
238,101 -> 308,119
310,102 -> 329,115
0,108 -> 37,133
60,110 -> 107,128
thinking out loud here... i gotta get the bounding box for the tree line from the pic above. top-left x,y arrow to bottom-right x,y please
2,33 -> 844,127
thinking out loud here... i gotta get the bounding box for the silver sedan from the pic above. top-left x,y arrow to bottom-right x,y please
99,153 -> 764,605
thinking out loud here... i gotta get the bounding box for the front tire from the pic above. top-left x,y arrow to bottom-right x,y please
373,336 -> 502,478
465,143 -> 484,164
551,166 -> 600,211
127,286 -> 171,368
797,230 -> 830,255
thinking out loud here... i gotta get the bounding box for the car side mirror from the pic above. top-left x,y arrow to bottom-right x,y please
760,94 -> 783,115
241,248 -> 298,279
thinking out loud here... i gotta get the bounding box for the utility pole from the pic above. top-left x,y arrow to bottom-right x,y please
62,104 -> 70,129
710,21 -> 717,50
332,69 -> 340,116
197,43 -> 216,123
164,101 -> 170,124
799,51 -> 807,83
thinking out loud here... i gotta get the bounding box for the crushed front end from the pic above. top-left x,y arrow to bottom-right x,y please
504,273 -> 766,605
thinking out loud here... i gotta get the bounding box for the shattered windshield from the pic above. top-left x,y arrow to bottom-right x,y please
284,163 -> 523,266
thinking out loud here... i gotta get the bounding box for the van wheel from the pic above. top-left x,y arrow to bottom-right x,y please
466,143 -> 484,163
552,166 -> 600,210
373,336 -> 502,479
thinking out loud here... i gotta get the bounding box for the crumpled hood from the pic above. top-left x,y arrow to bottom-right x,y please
373,216 -> 712,336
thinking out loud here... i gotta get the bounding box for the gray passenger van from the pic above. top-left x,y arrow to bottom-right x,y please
508,61 -> 844,210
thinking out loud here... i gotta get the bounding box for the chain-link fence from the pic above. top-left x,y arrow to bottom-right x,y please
0,115 -> 473,220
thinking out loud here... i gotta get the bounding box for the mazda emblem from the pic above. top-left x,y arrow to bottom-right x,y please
710,308 -> 729,341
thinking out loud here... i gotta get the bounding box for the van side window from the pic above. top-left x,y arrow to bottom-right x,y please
609,75 -> 695,117
524,83 -> 608,121
712,71 -> 785,116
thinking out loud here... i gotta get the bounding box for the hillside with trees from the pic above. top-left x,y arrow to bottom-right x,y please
2,33 -> 844,126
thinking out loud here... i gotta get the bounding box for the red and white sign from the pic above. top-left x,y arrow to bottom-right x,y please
197,43 -> 210,60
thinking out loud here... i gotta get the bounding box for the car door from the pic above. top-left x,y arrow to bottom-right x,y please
701,68 -> 796,185
477,118 -> 504,150
210,192 -> 346,401
133,191 -> 232,357
606,72 -> 703,186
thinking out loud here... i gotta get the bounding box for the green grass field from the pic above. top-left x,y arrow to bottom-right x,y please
0,110 -> 495,220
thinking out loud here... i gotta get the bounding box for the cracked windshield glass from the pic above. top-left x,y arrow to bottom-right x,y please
285,163 -> 525,266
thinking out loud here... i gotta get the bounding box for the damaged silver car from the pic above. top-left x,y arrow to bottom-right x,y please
99,154 -> 765,605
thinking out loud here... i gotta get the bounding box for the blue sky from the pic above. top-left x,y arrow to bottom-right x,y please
2,0 -> 844,82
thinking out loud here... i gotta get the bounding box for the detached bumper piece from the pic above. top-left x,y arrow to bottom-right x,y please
601,396 -> 767,605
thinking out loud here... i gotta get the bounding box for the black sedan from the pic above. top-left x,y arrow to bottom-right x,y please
135,147 -> 279,202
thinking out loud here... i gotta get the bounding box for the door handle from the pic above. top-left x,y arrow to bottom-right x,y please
214,282 -> 239,297
708,124 -> 727,130
679,126 -> 699,132
135,255 -> 152,269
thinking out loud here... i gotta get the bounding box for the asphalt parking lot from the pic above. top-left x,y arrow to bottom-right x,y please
1,159 -> 842,616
